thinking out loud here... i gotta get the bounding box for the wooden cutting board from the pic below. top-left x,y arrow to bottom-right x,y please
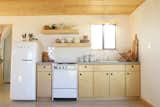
131,34 -> 138,61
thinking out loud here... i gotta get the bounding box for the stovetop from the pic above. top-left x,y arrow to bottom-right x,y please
55,62 -> 77,64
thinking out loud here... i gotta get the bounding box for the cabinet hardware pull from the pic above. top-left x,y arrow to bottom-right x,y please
106,73 -> 109,75
48,73 -> 51,76
131,65 -> 134,68
84,66 -> 87,68
80,73 -> 82,76
110,73 -> 113,75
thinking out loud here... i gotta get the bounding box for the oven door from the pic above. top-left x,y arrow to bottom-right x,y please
53,70 -> 77,89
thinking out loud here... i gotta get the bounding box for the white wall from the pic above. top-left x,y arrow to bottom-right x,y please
0,15 -> 131,61
130,0 -> 160,106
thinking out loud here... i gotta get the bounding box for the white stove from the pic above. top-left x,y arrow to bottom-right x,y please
52,62 -> 78,101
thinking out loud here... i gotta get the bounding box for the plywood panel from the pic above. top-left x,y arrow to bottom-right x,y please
79,65 -> 94,72
0,64 -> 3,84
42,29 -> 79,34
37,72 -> 52,98
104,5 -> 137,14
126,64 -> 140,72
64,0 -> 144,5
126,71 -> 140,96
79,72 -> 93,97
94,65 -> 125,71
94,72 -> 109,97
0,0 -> 145,15
110,71 -> 125,97
53,43 -> 91,47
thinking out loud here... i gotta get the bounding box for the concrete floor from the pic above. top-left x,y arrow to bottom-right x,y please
0,84 -> 146,107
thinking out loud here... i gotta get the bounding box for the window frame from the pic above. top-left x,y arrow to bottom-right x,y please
91,24 -> 117,50
102,24 -> 116,50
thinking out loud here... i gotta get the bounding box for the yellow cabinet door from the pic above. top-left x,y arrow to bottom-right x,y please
110,72 -> 125,97
126,71 -> 140,96
37,72 -> 52,98
78,72 -> 93,97
0,64 -> 2,84
94,72 -> 109,97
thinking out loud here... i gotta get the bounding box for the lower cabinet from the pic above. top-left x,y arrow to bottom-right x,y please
78,64 -> 140,98
37,63 -> 52,98
126,68 -> 140,96
110,71 -> 125,97
94,72 -> 109,97
78,72 -> 93,97
94,71 -> 125,97
37,71 -> 52,98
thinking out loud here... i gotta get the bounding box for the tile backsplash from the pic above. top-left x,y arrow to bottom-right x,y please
79,50 -> 120,62
48,47 -> 120,62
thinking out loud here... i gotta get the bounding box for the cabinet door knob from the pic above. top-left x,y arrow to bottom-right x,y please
131,65 -> 134,68
127,72 -> 130,75
48,73 -> 51,76
84,66 -> 87,68
106,73 -> 109,75
110,73 -> 113,76
80,73 -> 82,76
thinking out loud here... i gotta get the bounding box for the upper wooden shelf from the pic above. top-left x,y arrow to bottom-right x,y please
42,29 -> 79,34
53,43 -> 91,47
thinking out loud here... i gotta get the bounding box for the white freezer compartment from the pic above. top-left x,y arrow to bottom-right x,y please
12,41 -> 41,63
53,89 -> 77,98
53,70 -> 77,88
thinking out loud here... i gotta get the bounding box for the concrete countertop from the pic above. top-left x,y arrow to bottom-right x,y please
78,61 -> 140,65
37,61 -> 140,65
36,62 -> 54,64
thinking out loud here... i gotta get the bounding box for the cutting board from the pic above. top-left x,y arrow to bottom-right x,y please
131,34 -> 138,61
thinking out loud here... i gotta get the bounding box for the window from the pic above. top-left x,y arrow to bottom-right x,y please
91,24 -> 116,50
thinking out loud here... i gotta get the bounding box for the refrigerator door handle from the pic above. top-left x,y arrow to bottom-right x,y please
22,59 -> 33,61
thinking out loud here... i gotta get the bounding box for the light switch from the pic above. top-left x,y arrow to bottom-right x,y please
148,42 -> 151,49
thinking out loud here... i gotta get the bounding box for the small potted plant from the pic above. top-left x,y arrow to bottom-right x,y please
22,33 -> 27,41
28,33 -> 33,41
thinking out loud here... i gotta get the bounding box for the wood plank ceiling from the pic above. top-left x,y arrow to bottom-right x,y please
0,0 -> 144,16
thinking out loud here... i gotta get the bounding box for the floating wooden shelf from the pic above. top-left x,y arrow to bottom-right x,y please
53,43 -> 91,47
42,29 -> 79,34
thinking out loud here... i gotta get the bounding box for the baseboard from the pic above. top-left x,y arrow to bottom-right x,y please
78,97 -> 139,101
140,98 -> 154,107
37,97 -> 52,102
127,96 -> 140,100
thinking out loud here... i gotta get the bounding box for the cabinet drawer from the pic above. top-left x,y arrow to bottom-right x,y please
126,65 -> 140,72
94,65 -> 125,71
78,65 -> 93,71
37,64 -> 52,72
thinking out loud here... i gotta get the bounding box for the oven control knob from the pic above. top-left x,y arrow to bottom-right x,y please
54,66 -> 58,69
58,66 -> 61,69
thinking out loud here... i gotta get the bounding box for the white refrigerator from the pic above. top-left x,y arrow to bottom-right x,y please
10,41 -> 41,100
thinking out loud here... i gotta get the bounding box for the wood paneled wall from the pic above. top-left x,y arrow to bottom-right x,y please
0,0 -> 144,15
